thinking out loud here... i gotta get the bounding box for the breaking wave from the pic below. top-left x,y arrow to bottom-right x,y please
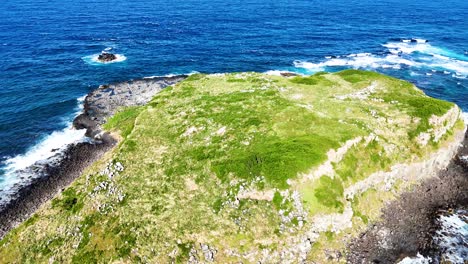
293,40 -> 468,78
0,97 -> 87,203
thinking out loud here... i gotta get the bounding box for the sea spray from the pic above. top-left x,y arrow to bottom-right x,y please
434,210 -> 468,263
0,96 -> 87,205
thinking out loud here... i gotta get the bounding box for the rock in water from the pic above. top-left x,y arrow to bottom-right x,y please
280,72 -> 299,77
98,52 -> 117,62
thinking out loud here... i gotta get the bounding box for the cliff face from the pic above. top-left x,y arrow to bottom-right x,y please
0,70 -> 464,263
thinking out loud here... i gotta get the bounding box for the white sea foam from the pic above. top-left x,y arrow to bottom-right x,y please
413,38 -> 428,43
294,53 -> 413,73
383,42 -> 439,55
3,127 -> 86,173
82,53 -> 127,65
398,253 -> 432,264
293,41 -> 468,78
143,71 -> 200,79
462,112 -> 468,124
0,97 -> 87,199
264,70 -> 284,76
143,74 -> 177,79
433,211 -> 468,263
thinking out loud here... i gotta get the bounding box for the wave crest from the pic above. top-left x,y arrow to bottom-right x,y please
294,41 -> 468,77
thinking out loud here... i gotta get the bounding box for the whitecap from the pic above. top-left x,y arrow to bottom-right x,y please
452,73 -> 467,79
294,53 -> 414,73
294,41 -> 467,77
413,38 -> 428,43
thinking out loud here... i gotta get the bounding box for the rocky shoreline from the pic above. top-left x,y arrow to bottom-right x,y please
348,129 -> 468,263
0,73 -> 467,263
0,75 -> 186,239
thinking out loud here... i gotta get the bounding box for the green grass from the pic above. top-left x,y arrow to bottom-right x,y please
51,187 -> 84,213
213,135 -> 335,189
314,176 -> 345,212
103,106 -> 145,138
290,72 -> 334,86
0,70 -> 462,263
336,69 -> 382,83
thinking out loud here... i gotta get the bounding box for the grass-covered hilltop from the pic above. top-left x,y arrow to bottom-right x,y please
0,70 -> 465,263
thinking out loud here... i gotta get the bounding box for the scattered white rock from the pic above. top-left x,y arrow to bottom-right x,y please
335,82 -> 378,100
215,126 -> 226,136
182,126 -> 199,137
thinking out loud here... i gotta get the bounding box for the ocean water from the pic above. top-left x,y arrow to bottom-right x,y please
0,0 -> 467,243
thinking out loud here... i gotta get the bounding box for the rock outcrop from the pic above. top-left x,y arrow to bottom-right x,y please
97,52 -> 117,62
73,75 -> 187,138
0,75 -> 187,240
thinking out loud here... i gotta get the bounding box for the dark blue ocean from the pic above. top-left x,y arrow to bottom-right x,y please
0,0 -> 467,195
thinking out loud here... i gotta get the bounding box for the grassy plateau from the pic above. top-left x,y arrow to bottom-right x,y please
0,70 -> 464,263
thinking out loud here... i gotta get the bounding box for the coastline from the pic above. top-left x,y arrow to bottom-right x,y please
0,75 -> 187,239
0,73 -> 466,262
348,128 -> 468,263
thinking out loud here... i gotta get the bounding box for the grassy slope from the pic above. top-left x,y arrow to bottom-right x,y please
0,70 -> 463,263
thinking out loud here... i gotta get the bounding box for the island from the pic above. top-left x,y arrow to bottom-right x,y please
0,70 -> 465,263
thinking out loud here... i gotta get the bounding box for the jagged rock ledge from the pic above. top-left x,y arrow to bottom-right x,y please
74,75 -> 187,138
0,75 -> 187,239
347,128 -> 468,263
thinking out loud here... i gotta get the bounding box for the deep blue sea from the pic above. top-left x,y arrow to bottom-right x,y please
0,0 -> 467,261
0,0 -> 467,199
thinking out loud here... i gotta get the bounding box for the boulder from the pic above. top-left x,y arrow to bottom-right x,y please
280,72 -> 299,77
98,52 -> 117,62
